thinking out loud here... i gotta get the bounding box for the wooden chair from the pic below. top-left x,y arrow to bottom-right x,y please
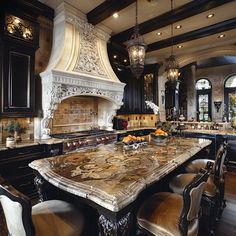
137,168 -> 209,236
169,142 -> 228,234
0,177 -> 84,236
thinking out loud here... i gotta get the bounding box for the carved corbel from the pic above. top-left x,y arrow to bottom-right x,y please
41,83 -> 62,139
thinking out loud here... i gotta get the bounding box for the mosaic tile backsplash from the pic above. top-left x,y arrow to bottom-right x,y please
52,96 -> 98,134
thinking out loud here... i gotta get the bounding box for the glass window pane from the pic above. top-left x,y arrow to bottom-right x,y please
228,91 -> 236,120
225,75 -> 236,88
196,79 -> 211,90
198,94 -> 209,121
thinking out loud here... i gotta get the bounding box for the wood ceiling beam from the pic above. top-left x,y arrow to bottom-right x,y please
111,0 -> 234,43
87,0 -> 135,25
147,17 -> 236,52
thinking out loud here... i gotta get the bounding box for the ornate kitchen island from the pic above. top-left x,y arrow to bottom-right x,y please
29,137 -> 211,236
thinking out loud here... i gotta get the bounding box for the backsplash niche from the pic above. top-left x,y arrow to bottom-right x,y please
51,96 -> 105,134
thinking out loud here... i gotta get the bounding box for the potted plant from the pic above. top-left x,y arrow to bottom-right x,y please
5,121 -> 26,143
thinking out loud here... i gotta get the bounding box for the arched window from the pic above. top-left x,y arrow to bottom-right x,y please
196,78 -> 212,121
224,75 -> 236,121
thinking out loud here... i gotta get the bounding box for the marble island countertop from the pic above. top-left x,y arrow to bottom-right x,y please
29,137 -> 211,212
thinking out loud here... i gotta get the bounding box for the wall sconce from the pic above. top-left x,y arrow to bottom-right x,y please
214,101 -> 222,112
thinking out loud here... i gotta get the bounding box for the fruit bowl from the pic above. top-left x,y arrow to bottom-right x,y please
150,133 -> 168,143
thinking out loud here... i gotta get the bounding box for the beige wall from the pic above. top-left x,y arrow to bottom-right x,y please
187,64 -> 236,122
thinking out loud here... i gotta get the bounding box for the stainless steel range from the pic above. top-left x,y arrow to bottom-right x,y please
52,130 -> 117,154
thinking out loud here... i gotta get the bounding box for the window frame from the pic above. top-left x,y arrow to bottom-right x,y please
196,78 -> 212,122
224,74 -> 236,121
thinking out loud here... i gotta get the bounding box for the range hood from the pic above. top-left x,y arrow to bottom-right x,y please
39,2 -> 125,139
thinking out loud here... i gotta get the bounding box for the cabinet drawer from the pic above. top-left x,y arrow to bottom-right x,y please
0,145 -> 46,161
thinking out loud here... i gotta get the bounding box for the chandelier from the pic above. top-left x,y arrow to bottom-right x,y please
127,0 -> 147,78
165,0 -> 179,82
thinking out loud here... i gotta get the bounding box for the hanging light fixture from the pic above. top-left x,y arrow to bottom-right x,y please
127,0 -> 147,78
165,0 -> 179,82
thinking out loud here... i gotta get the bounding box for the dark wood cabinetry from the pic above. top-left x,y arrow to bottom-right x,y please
1,43 -> 36,116
0,0 -> 53,117
0,145 -> 46,198
0,11 -> 39,117
115,64 -> 159,114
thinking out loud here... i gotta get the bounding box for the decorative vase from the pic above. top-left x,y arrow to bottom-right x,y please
6,137 -> 15,147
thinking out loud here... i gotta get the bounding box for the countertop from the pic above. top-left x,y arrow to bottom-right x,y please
0,138 -> 63,151
29,137 -> 211,212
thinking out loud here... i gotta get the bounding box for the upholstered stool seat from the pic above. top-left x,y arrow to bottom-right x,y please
169,173 -> 217,198
0,179 -> 84,236
169,143 -> 228,234
32,200 -> 84,236
137,169 -> 209,236
185,159 -> 215,173
185,159 -> 226,175
137,192 -> 199,236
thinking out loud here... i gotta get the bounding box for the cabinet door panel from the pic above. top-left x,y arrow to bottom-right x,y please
9,51 -> 30,108
1,43 -> 35,116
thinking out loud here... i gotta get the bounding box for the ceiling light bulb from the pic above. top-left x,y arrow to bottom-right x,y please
124,59 -> 127,63
113,55 -> 117,59
207,13 -> 214,18
218,34 -> 225,38
113,12 -> 119,18
175,25 -> 182,29
156,32 -> 162,36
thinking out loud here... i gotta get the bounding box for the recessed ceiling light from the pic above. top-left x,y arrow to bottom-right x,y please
156,32 -> 162,36
175,25 -> 182,29
177,45 -> 183,48
124,59 -> 127,63
218,34 -> 225,38
113,12 -> 119,18
113,55 -> 117,59
207,13 -> 214,19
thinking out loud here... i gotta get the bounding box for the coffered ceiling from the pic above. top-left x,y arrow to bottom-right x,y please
40,0 -> 236,67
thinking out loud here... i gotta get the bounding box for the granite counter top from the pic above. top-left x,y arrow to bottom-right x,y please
29,137 -> 211,212
0,138 -> 63,151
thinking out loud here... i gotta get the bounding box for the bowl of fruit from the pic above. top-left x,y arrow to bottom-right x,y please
122,135 -> 146,150
150,128 -> 168,143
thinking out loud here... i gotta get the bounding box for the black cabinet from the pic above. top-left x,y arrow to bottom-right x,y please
1,43 -> 35,116
0,7 -> 39,117
116,64 -> 159,114
0,145 -> 46,198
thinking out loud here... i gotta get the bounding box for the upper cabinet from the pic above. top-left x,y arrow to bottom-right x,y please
114,63 -> 159,114
0,0 -> 53,117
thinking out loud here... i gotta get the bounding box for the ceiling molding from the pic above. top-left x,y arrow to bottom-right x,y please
111,0 -> 233,43
87,0 -> 135,25
147,17 -> 236,52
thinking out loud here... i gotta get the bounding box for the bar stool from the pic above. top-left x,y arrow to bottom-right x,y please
169,143 -> 227,234
0,178 -> 84,236
137,168 -> 209,236
185,138 -> 228,174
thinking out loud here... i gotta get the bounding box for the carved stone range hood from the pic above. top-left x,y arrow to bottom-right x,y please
40,3 -> 125,139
